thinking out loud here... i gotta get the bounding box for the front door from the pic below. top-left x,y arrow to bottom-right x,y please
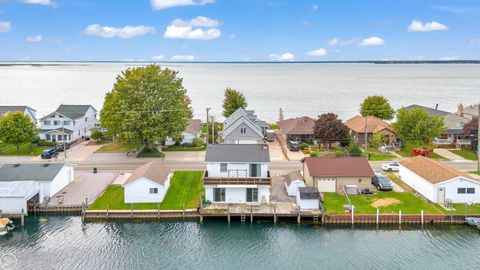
437,187 -> 446,204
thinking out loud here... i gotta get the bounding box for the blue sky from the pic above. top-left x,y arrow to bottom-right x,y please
0,0 -> 479,61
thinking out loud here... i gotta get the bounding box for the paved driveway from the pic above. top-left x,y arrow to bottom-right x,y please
433,149 -> 465,161
270,174 -> 295,203
268,140 -> 287,161
163,151 -> 206,162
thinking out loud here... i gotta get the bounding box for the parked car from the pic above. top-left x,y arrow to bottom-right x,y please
381,162 -> 399,172
287,140 -> 300,151
372,173 -> 393,191
41,148 -> 57,159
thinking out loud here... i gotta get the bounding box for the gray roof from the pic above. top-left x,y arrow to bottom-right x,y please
0,163 -> 65,182
56,105 -> 95,119
298,187 -> 320,200
403,105 -> 450,116
403,104 -> 469,132
205,144 -> 270,163
0,106 -> 29,115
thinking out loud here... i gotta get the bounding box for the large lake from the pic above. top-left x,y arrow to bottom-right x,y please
0,63 -> 479,122
1,216 -> 480,269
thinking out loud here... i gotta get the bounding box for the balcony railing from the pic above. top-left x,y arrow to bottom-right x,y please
204,171 -> 271,185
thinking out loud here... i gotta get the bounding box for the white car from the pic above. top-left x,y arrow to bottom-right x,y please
381,162 -> 399,172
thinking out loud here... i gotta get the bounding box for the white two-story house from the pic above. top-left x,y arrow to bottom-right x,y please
39,105 -> 98,143
204,144 -> 271,204
221,108 -> 267,144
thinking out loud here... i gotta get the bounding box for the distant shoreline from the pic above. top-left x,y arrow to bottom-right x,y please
1,60 -> 480,66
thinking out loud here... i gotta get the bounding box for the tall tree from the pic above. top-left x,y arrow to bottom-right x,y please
222,88 -> 248,117
100,65 -> 192,150
392,108 -> 445,145
463,116 -> 478,151
314,113 -> 349,148
360,95 -> 395,120
0,111 -> 37,152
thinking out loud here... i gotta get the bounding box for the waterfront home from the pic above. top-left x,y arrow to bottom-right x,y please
284,171 -> 306,197
0,105 -> 37,123
277,116 -> 315,144
123,160 -> 172,203
0,163 -> 74,215
204,144 -> 271,203
39,105 -> 98,143
403,104 -> 470,147
345,115 -> 395,146
456,103 -> 479,120
301,157 -> 374,193
165,119 -> 202,146
221,108 -> 267,144
399,156 -> 480,204
296,187 -> 320,210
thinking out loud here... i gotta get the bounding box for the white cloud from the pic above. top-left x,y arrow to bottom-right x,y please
328,37 -> 357,46
407,20 -> 448,32
84,24 -> 155,39
171,54 -> 198,61
151,0 -> 215,10
439,56 -> 459,61
26,35 -> 43,42
163,16 -> 221,40
19,0 -> 55,6
269,53 -> 295,61
0,21 -> 11,32
312,4 -> 318,11
306,48 -> 327,57
152,55 -> 165,61
359,36 -> 385,46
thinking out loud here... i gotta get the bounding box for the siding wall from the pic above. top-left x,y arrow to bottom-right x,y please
204,185 -> 270,203
124,174 -> 172,203
399,165 -> 436,202
207,162 -> 269,178
223,122 -> 263,144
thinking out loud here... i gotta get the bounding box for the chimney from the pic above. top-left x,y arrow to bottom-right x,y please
457,103 -> 464,116
435,104 -> 439,110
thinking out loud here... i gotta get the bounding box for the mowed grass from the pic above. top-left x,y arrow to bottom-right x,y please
439,203 -> 480,215
469,171 -> 480,175
323,192 -> 444,215
89,171 -> 204,210
368,153 -> 397,161
95,142 -> 142,153
450,149 -> 478,161
0,143 -> 49,156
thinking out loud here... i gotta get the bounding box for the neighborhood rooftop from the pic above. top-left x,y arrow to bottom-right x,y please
302,157 -> 374,177
125,160 -> 171,185
298,187 -> 320,200
399,156 -> 475,184
54,105 -> 95,119
0,163 -> 65,182
278,116 -> 315,135
186,119 -> 202,134
0,106 -> 32,114
205,144 -> 270,163
345,115 -> 393,133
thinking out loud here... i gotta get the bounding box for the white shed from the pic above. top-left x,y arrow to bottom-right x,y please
123,160 -> 172,203
296,187 -> 320,210
399,156 -> 480,204
284,171 -> 306,197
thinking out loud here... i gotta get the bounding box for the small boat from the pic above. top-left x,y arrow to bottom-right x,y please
465,217 -> 480,229
0,218 -> 15,235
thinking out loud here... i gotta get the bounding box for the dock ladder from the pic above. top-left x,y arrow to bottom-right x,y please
313,215 -> 319,223
240,212 -> 246,223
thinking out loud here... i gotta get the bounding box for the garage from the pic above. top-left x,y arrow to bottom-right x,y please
0,181 -> 39,215
316,178 -> 336,192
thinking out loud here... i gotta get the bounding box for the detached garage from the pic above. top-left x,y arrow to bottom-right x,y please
296,187 -> 320,209
123,160 -> 172,203
399,156 -> 480,204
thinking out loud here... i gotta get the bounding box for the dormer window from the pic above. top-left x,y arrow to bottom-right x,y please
240,127 -> 247,134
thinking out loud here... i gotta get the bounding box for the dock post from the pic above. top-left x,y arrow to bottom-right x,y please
227,204 -> 231,223
157,203 -> 160,219
399,210 -> 402,225
273,204 -> 277,224
250,207 -> 253,223
297,207 -> 301,224
107,204 -> 109,220
351,206 -> 355,225
421,210 -> 424,225
376,208 -> 379,225
0,209 -> 2,218
21,208 -> 25,226
183,203 -> 186,219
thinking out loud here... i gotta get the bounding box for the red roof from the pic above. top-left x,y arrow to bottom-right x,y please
278,116 -> 315,135
302,157 -> 374,177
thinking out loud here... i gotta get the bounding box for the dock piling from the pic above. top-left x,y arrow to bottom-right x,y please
273,204 -> 277,224
421,210 -> 424,225
399,210 -> 402,225
376,208 -> 379,225
227,204 -> 231,223
21,208 -> 25,226
351,206 -> 355,225
250,207 -> 253,223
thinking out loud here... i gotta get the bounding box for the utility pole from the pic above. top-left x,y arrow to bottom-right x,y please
62,121 -> 66,159
211,116 -> 215,144
205,107 -> 211,144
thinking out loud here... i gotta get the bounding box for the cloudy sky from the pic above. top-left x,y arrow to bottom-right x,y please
0,0 -> 479,61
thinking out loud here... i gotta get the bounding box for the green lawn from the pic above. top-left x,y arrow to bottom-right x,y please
89,171 -> 204,210
450,149 -> 478,161
439,203 -> 480,215
469,171 -> 480,175
323,192 -> 444,215
95,142 -> 142,153
368,153 -> 397,161
162,145 -> 206,152
137,148 -> 165,158
0,143 -> 50,156
397,145 -> 445,159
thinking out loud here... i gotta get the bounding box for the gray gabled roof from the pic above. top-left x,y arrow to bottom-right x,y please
0,163 -> 65,182
205,144 -> 270,163
55,105 -> 95,119
403,104 -> 469,131
39,128 -> 73,134
0,106 -> 28,114
298,187 -> 320,200
403,104 -> 450,116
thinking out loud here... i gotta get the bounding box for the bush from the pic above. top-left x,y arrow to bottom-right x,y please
192,137 -> 204,147
300,142 -> 308,150
310,151 -> 318,157
349,143 -> 363,156
335,149 -> 347,157
270,123 -> 279,129
91,130 -> 105,141
37,140 -> 57,147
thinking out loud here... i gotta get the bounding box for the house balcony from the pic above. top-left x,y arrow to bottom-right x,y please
203,171 -> 271,186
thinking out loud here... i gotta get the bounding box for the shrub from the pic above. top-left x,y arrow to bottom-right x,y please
192,137 -> 204,147
310,151 -> 318,157
37,140 -> 57,146
300,142 -> 308,150
349,143 -> 363,156
91,130 -> 105,141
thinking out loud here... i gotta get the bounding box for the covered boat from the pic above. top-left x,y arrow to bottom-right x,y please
0,218 -> 15,235
465,217 -> 480,229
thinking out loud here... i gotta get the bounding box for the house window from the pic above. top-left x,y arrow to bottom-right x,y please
220,163 -> 228,173
240,127 -> 247,134
214,188 -> 226,202
64,121 -> 70,126
58,115 -> 63,118
44,120 -> 51,125
467,188 -> 475,194
58,135 -> 63,141
46,134 -> 51,141
85,117 -> 88,122
246,188 -> 258,202
358,179 -> 363,183
458,188 -> 466,194
149,188 -> 158,194
249,164 -> 260,177
54,120 -> 59,125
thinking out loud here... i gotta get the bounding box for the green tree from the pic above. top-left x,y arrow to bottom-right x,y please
463,116 -> 478,151
91,130 -> 105,142
313,113 -> 349,148
360,95 -> 395,120
100,65 -> 192,150
0,111 -> 37,152
392,108 -> 445,144
368,132 -> 387,148
222,88 -> 248,117
349,143 -> 363,157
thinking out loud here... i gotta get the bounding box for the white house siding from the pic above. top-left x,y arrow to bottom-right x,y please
36,165 -> 74,203
165,131 -> 196,146
124,175 -> 171,203
0,197 -> 27,215
296,197 -> 319,210
204,185 -> 270,203
207,163 -> 269,178
399,165 -> 436,202
40,107 -> 97,142
435,177 -> 480,203
285,180 -> 306,197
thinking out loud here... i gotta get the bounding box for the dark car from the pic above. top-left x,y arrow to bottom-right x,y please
372,173 -> 393,191
288,140 -> 300,151
41,148 -> 57,159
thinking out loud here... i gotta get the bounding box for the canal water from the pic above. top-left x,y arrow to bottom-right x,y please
1,216 -> 480,270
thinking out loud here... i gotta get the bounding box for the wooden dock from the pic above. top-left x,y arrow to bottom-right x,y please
84,209 -> 199,219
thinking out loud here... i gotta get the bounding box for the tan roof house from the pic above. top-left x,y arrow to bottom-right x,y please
345,115 -> 395,145
278,116 -> 316,143
123,160 -> 172,203
301,157 -> 374,192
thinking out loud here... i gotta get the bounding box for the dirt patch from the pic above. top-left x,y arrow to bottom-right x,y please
371,198 -> 401,208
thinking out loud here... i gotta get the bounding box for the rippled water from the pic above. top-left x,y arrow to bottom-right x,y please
1,216 -> 480,270
1,63 -> 479,122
